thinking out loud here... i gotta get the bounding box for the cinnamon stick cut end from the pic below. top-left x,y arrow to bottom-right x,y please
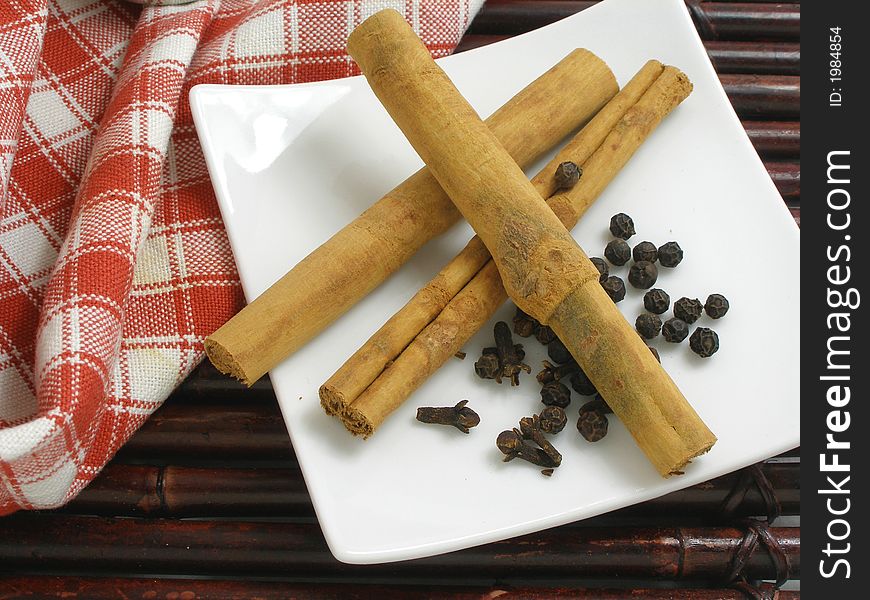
665,438 -> 717,477
339,405 -> 375,438
319,384 -> 348,417
204,337 -> 253,387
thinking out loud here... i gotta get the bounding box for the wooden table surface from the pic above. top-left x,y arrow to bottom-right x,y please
0,1 -> 800,598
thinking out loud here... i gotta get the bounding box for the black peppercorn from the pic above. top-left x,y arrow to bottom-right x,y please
548,337 -> 573,365
690,327 -> 720,357
535,325 -> 557,345
674,297 -> 703,324
657,241 -> 683,267
554,161 -> 582,190
635,313 -> 662,340
590,257 -> 609,283
600,275 -> 626,303
628,260 -> 658,289
704,293 -> 730,319
609,213 -> 635,240
579,395 -> 613,416
662,317 -> 690,343
541,381 -> 572,408
577,407 -> 608,442
512,307 -> 540,338
632,241 -> 658,263
604,239 -> 631,266
643,288 -> 670,314
570,367 -> 597,396
648,345 -> 661,363
539,406 -> 568,434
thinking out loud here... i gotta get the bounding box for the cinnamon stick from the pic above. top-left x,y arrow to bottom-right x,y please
321,60 -> 664,418
346,10 -> 716,476
205,48 -> 617,385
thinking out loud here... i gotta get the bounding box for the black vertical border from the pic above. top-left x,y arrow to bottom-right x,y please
802,2 -> 868,595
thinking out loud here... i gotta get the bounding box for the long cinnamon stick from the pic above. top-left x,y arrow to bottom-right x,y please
346,10 -> 716,476
205,48 -> 617,385
321,60 -> 664,418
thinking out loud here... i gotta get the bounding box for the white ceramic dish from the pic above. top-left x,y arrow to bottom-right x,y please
190,0 -> 799,565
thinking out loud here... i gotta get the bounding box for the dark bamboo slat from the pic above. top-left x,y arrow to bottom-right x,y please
722,74 -> 799,118
704,40 -> 798,74
743,121 -> 799,157
468,1 -> 799,40
64,461 -> 798,518
765,161 -> 800,200
0,515 -> 799,581
456,37 -> 799,76
0,578 -> 801,600
116,403 -> 294,464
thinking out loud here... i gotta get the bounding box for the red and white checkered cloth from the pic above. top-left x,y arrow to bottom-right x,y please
0,0 -> 482,515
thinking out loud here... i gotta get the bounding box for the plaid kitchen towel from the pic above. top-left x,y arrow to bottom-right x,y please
0,0 -> 483,515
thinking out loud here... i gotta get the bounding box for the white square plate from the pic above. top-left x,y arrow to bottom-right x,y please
190,0 -> 799,565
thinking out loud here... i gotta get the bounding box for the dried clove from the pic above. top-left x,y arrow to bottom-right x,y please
493,321 -> 531,385
519,415 -> 563,467
416,400 -> 480,433
474,352 -> 500,379
496,429 -> 558,468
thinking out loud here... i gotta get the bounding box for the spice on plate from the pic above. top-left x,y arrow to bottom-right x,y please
589,394 -> 613,414
601,275 -> 626,302
539,406 -> 568,434
674,297 -> 703,324
416,400 -> 480,433
604,239 -> 632,266
541,381 -> 572,408
657,241 -> 684,267
570,367 -> 597,396
636,313 -> 663,339
628,260 -> 658,289
554,161 -> 582,190
577,405 -> 609,442
590,257 -> 609,283
474,352 -> 501,380
537,360 -> 580,385
643,288 -> 670,314
662,317 -> 690,343
632,240 -> 658,263
704,294 -> 730,319
535,325 -> 558,345
548,337 -> 573,364
690,327 -> 720,357
648,345 -> 661,363
513,307 -> 540,338
520,415 -> 563,466
496,429 -> 559,468
609,212 -> 636,240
